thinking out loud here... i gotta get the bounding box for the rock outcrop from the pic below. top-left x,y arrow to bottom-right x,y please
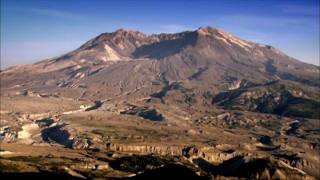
120,106 -> 164,121
213,83 -> 320,119
41,123 -> 73,147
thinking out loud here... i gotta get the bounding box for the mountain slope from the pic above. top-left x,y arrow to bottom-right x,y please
1,27 -> 319,118
1,27 -> 320,179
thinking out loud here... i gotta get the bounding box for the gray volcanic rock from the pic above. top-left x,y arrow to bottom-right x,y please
1,27 -> 319,118
1,27 -> 320,180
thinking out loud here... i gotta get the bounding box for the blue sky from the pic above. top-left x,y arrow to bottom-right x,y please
1,0 -> 319,67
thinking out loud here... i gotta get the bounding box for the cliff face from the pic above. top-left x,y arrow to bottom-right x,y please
106,143 -> 315,179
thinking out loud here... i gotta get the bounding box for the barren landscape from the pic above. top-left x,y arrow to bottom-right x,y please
1,27 -> 319,179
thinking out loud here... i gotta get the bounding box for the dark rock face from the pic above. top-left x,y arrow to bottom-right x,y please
132,31 -> 198,59
259,135 -> 273,145
137,109 -> 163,121
41,124 -> 72,147
120,106 -> 164,121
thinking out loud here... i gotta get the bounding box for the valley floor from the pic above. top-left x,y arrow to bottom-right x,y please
0,95 -> 319,179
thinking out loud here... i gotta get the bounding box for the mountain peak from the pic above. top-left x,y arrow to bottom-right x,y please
33,26 -> 314,76
196,26 -> 222,34
196,26 -> 213,34
196,26 -> 237,37
113,28 -> 146,37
